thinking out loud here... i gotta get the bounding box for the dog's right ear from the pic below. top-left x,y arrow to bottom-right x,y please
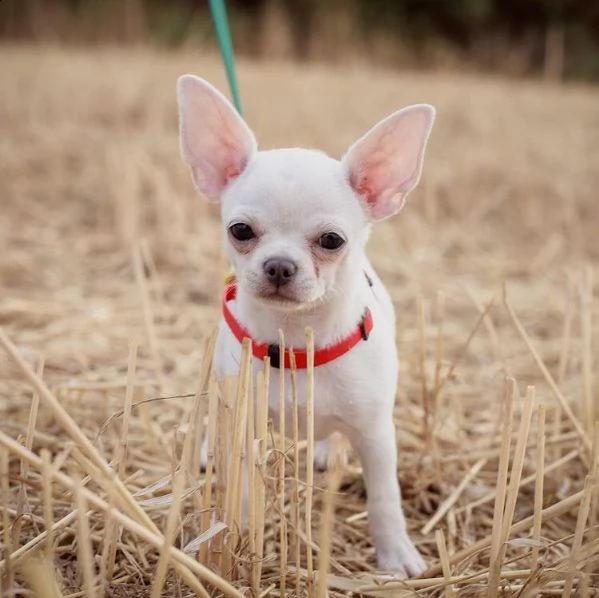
177,75 -> 257,201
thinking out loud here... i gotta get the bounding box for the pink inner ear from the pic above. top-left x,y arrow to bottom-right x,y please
349,168 -> 407,221
350,148 -> 410,208
212,140 -> 248,192
223,164 -> 242,185
353,174 -> 377,208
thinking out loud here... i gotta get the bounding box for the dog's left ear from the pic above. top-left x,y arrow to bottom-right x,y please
342,105 -> 435,221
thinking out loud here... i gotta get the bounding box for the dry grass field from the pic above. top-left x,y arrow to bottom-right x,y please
1,45 -> 599,596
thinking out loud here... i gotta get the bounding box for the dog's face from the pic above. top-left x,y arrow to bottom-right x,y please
220,148 -> 370,309
177,76 -> 435,310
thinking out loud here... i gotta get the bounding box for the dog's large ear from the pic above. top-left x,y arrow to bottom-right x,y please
177,75 -> 257,200
342,105 -> 435,221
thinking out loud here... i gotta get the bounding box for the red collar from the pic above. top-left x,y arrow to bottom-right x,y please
222,282 -> 373,369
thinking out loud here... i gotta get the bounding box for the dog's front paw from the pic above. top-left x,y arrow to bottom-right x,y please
199,436 -> 211,471
377,534 -> 426,578
313,435 -> 349,472
313,439 -> 330,472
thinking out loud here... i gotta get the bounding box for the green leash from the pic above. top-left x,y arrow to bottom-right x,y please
209,0 -> 243,116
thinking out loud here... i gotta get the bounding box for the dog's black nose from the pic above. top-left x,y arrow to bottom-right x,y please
263,258 -> 297,287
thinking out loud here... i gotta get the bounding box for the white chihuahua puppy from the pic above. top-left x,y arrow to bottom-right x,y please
177,75 -> 435,577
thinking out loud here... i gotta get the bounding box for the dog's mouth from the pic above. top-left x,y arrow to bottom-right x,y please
260,290 -> 301,304
254,289 -> 313,311
241,274 -> 325,311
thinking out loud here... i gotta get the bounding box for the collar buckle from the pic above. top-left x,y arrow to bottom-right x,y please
268,343 -> 281,369
359,310 -> 370,341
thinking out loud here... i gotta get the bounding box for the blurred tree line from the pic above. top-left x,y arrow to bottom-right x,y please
2,0 -> 599,80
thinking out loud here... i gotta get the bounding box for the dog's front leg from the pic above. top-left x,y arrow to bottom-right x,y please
352,418 -> 426,577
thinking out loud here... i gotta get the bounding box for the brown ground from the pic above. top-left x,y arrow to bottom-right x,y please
0,45 -> 598,596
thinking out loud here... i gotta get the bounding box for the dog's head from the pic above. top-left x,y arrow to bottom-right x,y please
177,76 -> 435,311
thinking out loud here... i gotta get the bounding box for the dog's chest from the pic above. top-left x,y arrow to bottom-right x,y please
262,363 -> 354,440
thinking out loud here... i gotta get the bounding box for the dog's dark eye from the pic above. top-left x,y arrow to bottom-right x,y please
229,223 -> 256,241
318,232 -> 345,250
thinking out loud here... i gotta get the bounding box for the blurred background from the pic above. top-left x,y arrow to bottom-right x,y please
2,0 -> 599,81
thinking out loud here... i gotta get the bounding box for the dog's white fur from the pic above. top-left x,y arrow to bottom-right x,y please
177,75 -> 435,577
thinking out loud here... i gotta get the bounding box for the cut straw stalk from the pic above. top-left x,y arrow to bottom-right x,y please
19,556 -> 64,598
465,285 -> 502,362
74,475 -> 97,598
0,431 -> 239,597
131,244 -> 168,456
317,456 -> 343,598
500,386 -> 536,540
116,342 -> 137,476
246,362 -> 257,593
1,448 -> 12,592
140,238 -> 166,304
224,338 -> 252,564
503,288 -> 591,452
579,266 -> 594,437
199,377 -> 218,565
132,245 -> 164,392
417,297 -> 430,445
151,469 -> 186,598
591,422 -> 599,479
531,404 -> 546,571
214,376 -> 232,574
179,333 -> 214,560
581,423 -> 599,597
435,529 -> 456,598
433,292 -> 445,396
446,509 -> 457,555
305,327 -> 315,592
99,492 -> 118,584
277,329 -> 288,595
487,377 -> 515,594
289,350 -> 302,595
253,366 -> 270,586
430,291 -> 445,465
180,332 -> 216,481
557,273 -> 575,386
15,356 -> 44,536
563,474 -> 595,597
102,341 -> 137,581
488,384 -> 536,594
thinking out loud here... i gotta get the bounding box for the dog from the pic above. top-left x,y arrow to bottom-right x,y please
177,74 -> 435,577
